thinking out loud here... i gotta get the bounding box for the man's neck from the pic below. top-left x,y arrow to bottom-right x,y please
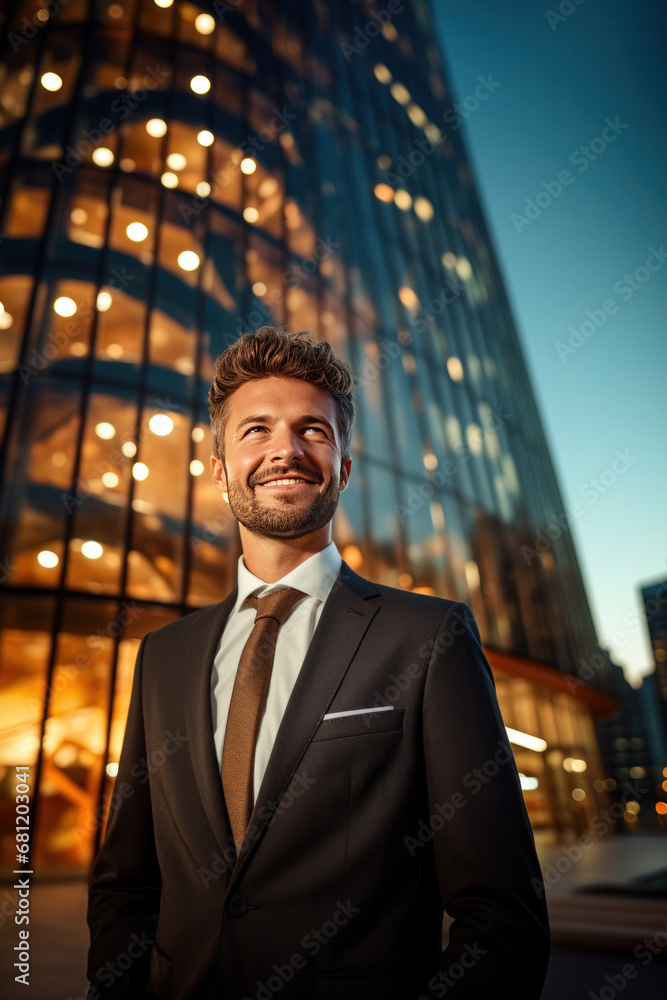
240,526 -> 332,583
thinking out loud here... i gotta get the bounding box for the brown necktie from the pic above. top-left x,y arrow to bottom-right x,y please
222,586 -> 306,854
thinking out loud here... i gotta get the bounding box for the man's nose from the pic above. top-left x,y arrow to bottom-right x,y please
269,428 -> 305,463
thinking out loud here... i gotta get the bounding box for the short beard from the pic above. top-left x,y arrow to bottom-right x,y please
223,462 -> 341,539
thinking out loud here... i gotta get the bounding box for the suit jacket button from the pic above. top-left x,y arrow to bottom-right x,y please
227,892 -> 249,917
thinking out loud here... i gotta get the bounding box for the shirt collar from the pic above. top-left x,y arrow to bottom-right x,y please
234,540 -> 342,614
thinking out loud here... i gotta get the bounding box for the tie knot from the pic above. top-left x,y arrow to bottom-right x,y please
245,586 -> 306,625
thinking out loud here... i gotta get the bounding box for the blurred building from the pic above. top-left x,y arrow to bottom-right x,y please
639,576 -> 667,826
593,576 -> 667,829
595,659 -> 658,828
637,672 -> 667,774
640,576 -> 667,703
0,0 -> 619,875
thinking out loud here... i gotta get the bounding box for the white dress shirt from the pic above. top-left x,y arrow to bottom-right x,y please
211,540 -> 342,805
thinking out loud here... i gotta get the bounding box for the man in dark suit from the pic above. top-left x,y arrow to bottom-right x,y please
86,326 -> 550,999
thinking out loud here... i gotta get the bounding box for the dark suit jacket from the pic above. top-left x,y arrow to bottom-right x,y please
86,559 -> 550,1000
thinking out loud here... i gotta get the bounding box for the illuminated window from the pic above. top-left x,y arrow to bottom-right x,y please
157,197 -> 205,284
21,34 -> 82,158
167,121 -> 209,193
93,284 -> 146,375
127,407 -> 190,602
244,233 -> 286,325
65,394 -> 141,593
32,608 -> 115,869
108,178 -> 156,262
4,170 -> 51,237
148,308 -> 196,376
0,605 -> 56,870
0,61 -> 34,161
284,197 -> 317,257
243,165 -> 282,239
0,276 -> 34,374
213,24 -> 249,72
1,384 -> 82,586
189,423 -> 237,605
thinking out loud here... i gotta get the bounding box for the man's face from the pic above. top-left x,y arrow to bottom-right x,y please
210,376 -> 351,540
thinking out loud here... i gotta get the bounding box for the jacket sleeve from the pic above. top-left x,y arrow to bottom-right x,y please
86,633 -> 161,999
420,601 -> 550,998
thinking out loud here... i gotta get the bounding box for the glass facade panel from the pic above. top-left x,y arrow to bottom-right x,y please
148,307 -> 196,378
0,600 -> 56,844
108,176 -> 157,263
126,404 -> 189,602
4,165 -> 50,237
64,391 -> 138,596
29,277 -> 96,364
245,163 -> 284,240
0,52 -> 34,164
93,285 -> 147,380
1,380 -> 81,588
188,421 -> 238,606
55,170 -> 111,257
0,275 -> 34,375
245,232 -> 287,326
20,29 -> 83,159
365,460 -> 401,585
33,611 -> 115,870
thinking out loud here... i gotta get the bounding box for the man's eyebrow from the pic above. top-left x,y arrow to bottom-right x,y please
236,414 -> 273,432
299,415 -> 336,436
235,414 -> 336,436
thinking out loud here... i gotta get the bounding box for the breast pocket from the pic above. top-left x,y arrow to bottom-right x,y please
311,708 -> 405,742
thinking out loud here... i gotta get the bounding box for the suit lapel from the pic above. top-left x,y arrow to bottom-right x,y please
185,588 -> 238,864
225,560 -> 380,889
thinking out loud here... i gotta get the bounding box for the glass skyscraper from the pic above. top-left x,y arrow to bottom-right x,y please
0,0 -> 619,874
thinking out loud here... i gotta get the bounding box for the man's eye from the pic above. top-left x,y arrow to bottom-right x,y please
244,425 -> 324,436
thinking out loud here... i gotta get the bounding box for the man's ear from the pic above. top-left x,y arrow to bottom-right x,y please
339,456 -> 352,492
211,455 -> 228,492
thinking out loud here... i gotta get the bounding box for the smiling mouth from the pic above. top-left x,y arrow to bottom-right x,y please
257,477 -> 316,489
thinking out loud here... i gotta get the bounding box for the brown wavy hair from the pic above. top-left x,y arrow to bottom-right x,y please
208,326 -> 354,460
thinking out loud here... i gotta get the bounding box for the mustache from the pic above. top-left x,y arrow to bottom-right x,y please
250,466 -> 323,486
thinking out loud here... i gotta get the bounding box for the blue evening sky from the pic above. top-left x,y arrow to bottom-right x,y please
429,0 -> 666,685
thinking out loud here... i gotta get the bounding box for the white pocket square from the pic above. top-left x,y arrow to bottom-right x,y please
322,706 -> 395,720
